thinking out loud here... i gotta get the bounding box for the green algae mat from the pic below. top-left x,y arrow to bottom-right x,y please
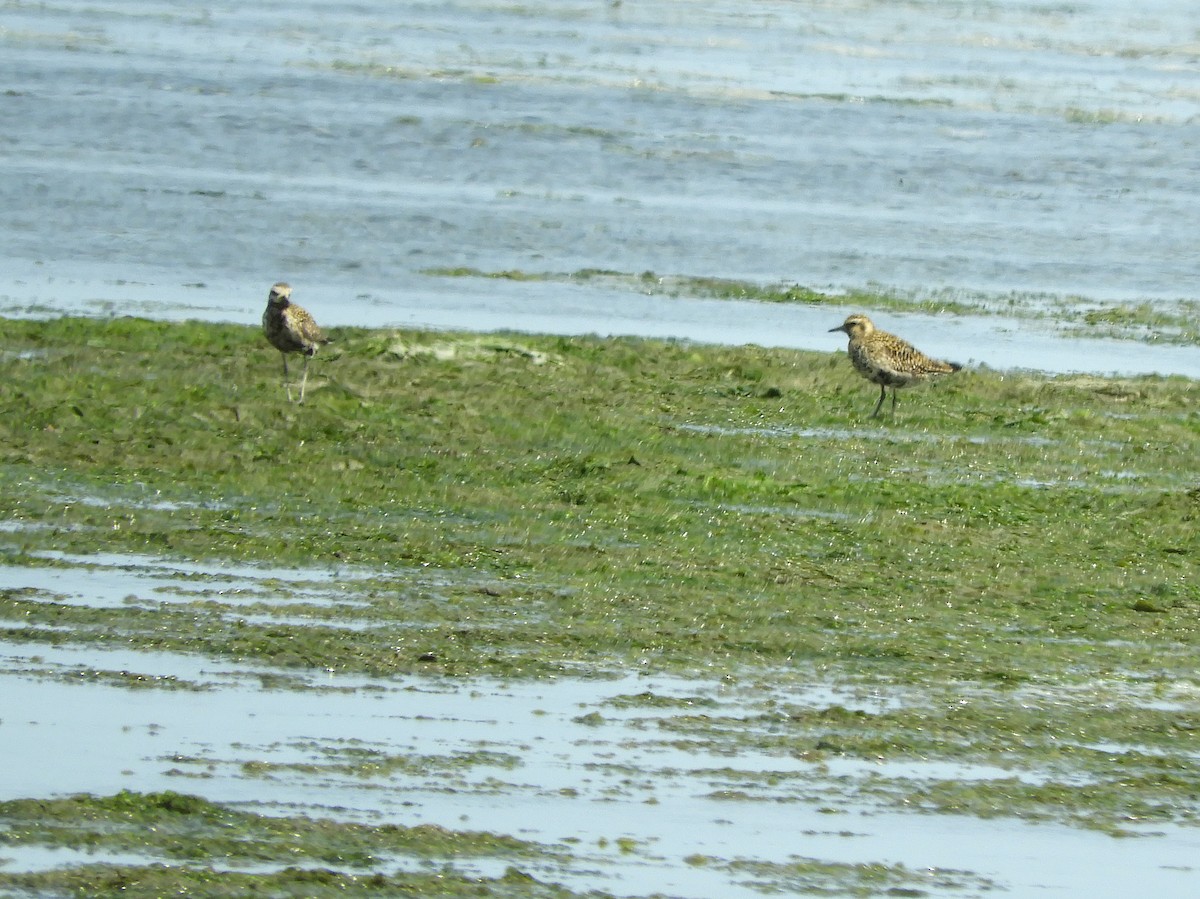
2,316 -> 1197,682
1,316 -> 1199,895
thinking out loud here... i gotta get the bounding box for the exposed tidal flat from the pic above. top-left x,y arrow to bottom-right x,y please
2,317 -> 1200,896
5,0 -> 1200,893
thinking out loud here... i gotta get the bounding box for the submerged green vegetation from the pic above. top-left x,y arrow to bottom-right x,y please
0,790 -> 996,897
423,266 -> 1200,344
0,791 -> 582,898
1,315 -> 1199,891
0,790 -> 542,863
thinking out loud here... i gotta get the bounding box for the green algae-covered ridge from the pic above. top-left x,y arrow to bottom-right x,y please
422,267 -> 1200,344
0,792 -> 584,898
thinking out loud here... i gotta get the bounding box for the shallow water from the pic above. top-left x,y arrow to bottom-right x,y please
2,640 -> 1199,897
0,550 -> 375,610
3,0 -> 1200,375
2,550 -> 1199,895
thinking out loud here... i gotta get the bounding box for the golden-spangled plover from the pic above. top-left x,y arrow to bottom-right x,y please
262,282 -> 330,403
829,314 -> 961,417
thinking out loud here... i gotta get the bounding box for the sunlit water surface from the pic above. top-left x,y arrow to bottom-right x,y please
3,0 -> 1200,373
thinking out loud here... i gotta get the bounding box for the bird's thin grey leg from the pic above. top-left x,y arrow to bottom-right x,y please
281,353 -> 293,402
871,384 -> 886,418
890,388 -> 898,414
298,355 -> 310,404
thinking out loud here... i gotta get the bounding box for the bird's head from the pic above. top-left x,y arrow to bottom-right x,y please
829,314 -> 875,340
267,282 -> 292,307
